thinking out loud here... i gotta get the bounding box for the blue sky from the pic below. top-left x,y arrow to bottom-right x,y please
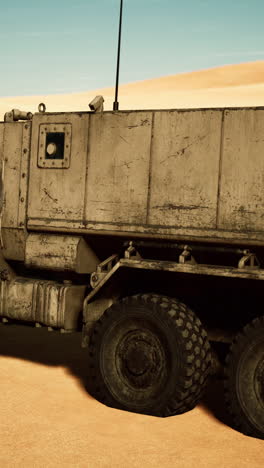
0,0 -> 263,97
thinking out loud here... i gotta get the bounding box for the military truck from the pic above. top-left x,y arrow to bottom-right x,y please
0,102 -> 263,440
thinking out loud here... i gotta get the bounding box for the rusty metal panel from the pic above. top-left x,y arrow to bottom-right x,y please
0,277 -> 86,330
119,258 -> 264,281
1,228 -> 26,261
85,112 -> 152,224
0,123 -> 4,243
27,221 -> 264,245
27,113 -> 89,222
25,233 -> 99,273
18,122 -> 31,228
24,108 -> 264,247
0,123 -> 3,165
2,123 -> 24,228
148,110 -> 222,228
218,109 -> 264,232
0,122 -> 30,260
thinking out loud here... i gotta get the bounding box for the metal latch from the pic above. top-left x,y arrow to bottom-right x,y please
124,241 -> 141,260
179,245 -> 197,265
238,250 -> 260,269
90,254 -> 119,289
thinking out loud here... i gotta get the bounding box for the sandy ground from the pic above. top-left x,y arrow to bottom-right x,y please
0,323 -> 263,468
1,61 -> 264,466
1,61 -> 264,119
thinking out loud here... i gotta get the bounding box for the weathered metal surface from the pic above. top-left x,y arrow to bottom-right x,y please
18,122 -> 31,228
2,123 -> 24,228
218,109 -> 264,232
1,228 -> 26,261
89,252 -> 264,299
22,108 -> 264,247
90,254 -> 119,288
0,123 -> 4,248
85,250 -> 264,312
4,109 -> 33,122
148,110 -> 222,228
119,258 -> 264,280
27,113 -> 89,222
25,233 -> 99,273
86,112 -> 152,224
0,122 -> 31,260
0,124 -> 3,169
27,223 -> 264,246
1,107 -> 264,263
0,277 -> 86,329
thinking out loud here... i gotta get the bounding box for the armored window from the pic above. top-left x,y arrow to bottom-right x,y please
38,123 -> 71,168
45,132 -> 65,160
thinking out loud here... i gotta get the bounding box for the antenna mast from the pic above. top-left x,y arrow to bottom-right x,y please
113,0 -> 123,111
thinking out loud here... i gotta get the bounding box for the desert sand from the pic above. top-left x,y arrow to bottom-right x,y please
0,61 -> 264,467
1,61 -> 264,119
0,324 -> 263,468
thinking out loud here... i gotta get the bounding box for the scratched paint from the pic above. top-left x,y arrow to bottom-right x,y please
218,109 -> 264,232
86,112 -> 152,224
27,113 -> 89,221
2,108 -> 264,256
148,110 -> 222,228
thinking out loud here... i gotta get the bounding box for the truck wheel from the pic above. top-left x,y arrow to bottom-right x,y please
87,294 -> 212,416
224,316 -> 264,439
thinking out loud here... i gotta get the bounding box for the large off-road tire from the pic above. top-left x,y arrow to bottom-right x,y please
87,294 -> 212,416
224,316 -> 264,439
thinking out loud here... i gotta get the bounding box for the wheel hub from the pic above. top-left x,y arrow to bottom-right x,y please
124,342 -> 154,376
116,329 -> 165,389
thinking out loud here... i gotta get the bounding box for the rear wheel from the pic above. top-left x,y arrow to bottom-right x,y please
87,294 -> 212,416
224,316 -> 264,439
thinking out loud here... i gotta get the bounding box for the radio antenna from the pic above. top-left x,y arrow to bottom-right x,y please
113,0 -> 123,111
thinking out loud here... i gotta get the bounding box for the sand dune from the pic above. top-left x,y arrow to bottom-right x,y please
1,61 -> 264,120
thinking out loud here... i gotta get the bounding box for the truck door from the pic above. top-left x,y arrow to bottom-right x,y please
27,112 -> 89,231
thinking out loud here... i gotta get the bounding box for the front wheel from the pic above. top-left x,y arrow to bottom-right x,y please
87,294 -> 212,417
224,316 -> 264,439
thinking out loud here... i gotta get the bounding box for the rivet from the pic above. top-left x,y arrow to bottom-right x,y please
25,125 -> 28,129
23,148 -> 27,154
20,197 -> 24,203
22,173 -> 26,178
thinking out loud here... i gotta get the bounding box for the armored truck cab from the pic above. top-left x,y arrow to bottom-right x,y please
0,104 -> 263,440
